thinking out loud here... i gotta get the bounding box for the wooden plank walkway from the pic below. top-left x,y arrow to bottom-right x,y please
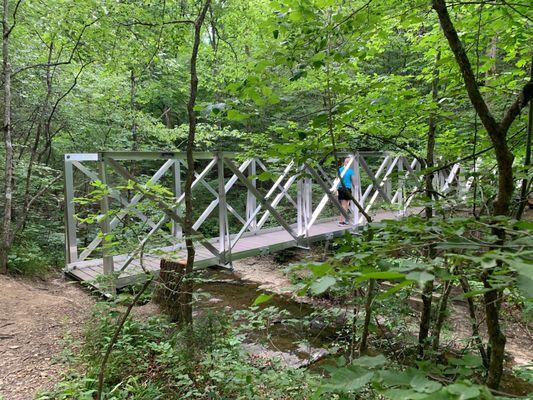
66,209 -> 412,288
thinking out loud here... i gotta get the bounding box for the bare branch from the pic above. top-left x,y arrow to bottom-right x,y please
5,0 -> 23,37
46,61 -> 91,128
331,0 -> 373,30
115,18 -> 194,27
13,18 -> 99,76
14,174 -> 61,234
500,82 -> 533,134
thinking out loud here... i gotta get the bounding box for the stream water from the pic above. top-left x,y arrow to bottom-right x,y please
193,268 -> 336,367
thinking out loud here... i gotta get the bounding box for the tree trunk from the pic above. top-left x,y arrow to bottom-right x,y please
130,70 -> 138,150
359,279 -> 376,354
153,259 -> 188,322
424,50 -> 440,219
419,50 -> 440,358
163,106 -> 172,128
1,0 -> 14,274
21,44 -> 53,229
432,0 -> 532,387
482,272 -> 506,388
349,287 -> 359,361
181,0 -> 211,326
431,280 -> 452,353
516,57 -> 533,220
459,275 -> 489,368
418,281 -> 434,357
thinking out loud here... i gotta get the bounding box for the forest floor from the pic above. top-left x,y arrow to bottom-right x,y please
0,247 -> 531,399
0,274 -> 92,400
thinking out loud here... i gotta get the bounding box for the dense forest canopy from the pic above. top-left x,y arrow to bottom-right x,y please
0,0 -> 532,399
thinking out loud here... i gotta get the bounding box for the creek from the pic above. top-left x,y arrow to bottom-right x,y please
194,267 -> 337,367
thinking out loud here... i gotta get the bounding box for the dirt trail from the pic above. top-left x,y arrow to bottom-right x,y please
0,275 -> 92,400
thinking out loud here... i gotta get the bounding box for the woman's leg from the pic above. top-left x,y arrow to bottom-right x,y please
342,200 -> 349,223
339,199 -> 349,223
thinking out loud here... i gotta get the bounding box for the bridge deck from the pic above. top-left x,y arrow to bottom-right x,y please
66,210 -> 404,288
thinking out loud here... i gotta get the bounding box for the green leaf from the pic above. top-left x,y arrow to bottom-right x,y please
359,271 -> 405,281
320,366 -> 374,393
405,271 -> 434,284
445,383 -> 480,400
435,237 -> 481,250
352,354 -> 387,368
381,388 -> 430,399
378,280 -> 414,299
252,293 -> 273,306
409,374 -> 442,393
310,276 -> 336,294
509,261 -> 533,298
514,220 -> 533,230
309,263 -> 332,277
257,171 -> 274,181
378,369 -> 419,387
227,109 -> 251,121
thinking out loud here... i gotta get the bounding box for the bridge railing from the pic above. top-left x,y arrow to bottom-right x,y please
64,151 -> 466,278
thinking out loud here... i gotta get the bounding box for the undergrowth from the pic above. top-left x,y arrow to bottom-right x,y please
37,302 -> 316,400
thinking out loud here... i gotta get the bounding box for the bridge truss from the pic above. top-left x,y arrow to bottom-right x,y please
63,151 -> 468,288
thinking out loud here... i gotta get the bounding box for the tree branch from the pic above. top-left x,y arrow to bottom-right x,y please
432,0 -> 500,137
331,0 -> 373,31
500,82 -> 533,133
5,0 -> 23,37
115,18 -> 194,27
13,18 -> 99,76
46,61 -> 91,128
14,174 -> 61,234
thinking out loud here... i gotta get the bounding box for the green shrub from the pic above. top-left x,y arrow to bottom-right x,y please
39,303 -> 316,399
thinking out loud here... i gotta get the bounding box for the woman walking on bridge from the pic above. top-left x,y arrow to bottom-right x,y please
337,157 -> 355,226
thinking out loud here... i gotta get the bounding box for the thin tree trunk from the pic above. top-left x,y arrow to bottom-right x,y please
482,271 -> 507,388
431,280 -> 452,352
418,281 -> 434,356
459,275 -> 489,368
1,0 -> 14,274
516,57 -> 533,220
419,50 -> 440,358
424,50 -> 440,220
349,287 -> 359,361
181,0 -> 211,325
96,276 -> 153,400
359,279 -> 375,354
130,70 -> 138,150
163,106 -> 172,128
20,44 -> 53,229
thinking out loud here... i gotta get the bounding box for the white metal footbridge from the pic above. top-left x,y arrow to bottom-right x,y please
63,151 -> 469,288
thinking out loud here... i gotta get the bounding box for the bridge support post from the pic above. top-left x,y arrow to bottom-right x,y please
297,175 -> 312,240
99,155 -> 115,294
305,177 -> 312,232
385,156 -> 393,200
397,157 -> 406,217
246,158 -> 257,233
217,154 -> 228,266
171,159 -> 182,240
64,156 -> 78,266
297,178 -> 304,236
351,154 -> 362,226
457,164 -> 467,201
